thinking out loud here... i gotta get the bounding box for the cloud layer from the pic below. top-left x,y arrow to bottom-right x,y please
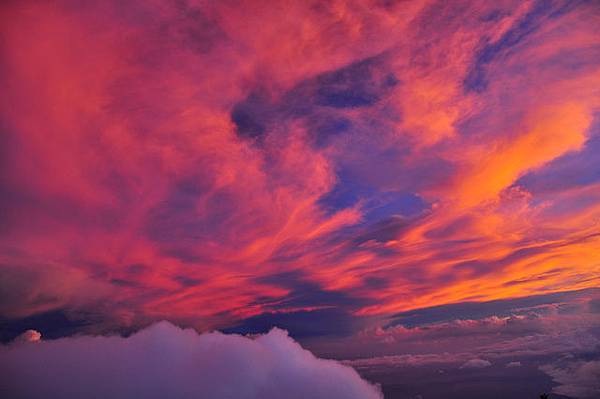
0,322 -> 382,399
540,360 -> 600,398
319,288 -> 600,362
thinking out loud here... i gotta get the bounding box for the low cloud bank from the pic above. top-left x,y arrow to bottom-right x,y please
0,321 -> 382,399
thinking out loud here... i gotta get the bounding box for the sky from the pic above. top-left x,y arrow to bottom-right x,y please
1,0 -> 599,398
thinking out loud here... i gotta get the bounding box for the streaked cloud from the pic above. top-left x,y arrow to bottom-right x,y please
1,0 -> 599,340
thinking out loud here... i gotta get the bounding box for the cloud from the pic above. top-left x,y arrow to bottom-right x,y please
460,359 -> 492,369
1,0 -> 599,339
506,361 -> 522,368
13,330 -> 41,344
306,287 -> 600,361
344,353 -> 469,370
0,321 -> 382,399
540,360 -> 600,398
0,264 -> 112,319
386,288 -> 598,328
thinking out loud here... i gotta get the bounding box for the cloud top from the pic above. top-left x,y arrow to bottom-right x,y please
0,321 -> 382,399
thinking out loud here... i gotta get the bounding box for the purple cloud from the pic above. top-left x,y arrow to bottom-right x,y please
460,359 -> 492,369
0,322 -> 382,399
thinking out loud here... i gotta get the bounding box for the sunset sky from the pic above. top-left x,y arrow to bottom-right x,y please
1,0 -> 599,398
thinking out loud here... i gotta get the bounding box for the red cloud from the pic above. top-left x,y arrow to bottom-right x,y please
1,0 -> 599,335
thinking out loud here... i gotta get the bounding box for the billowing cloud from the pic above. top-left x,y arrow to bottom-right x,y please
540,360 -> 600,398
0,321 -> 382,399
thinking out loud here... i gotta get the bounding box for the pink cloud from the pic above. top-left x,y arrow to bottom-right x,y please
13,330 -> 41,344
0,0 -> 599,336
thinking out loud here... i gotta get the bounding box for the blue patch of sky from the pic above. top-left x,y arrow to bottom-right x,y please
318,167 -> 429,224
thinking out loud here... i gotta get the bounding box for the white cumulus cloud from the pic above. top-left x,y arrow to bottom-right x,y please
0,321 -> 382,399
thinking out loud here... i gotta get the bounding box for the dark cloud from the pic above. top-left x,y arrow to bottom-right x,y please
230,53 -> 396,143
172,275 -> 202,287
306,116 -> 353,147
231,91 -> 271,140
313,56 -> 397,108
